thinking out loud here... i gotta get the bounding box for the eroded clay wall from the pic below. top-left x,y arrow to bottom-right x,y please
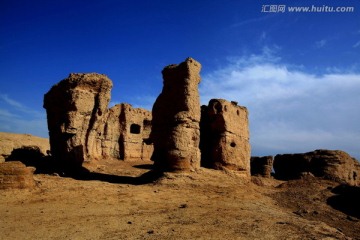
43,73 -> 113,169
120,103 -> 153,160
151,58 -> 202,171
44,74 -> 153,171
200,99 -> 250,177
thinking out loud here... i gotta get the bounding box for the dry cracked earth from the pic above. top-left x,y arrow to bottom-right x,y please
1,158 -> 359,240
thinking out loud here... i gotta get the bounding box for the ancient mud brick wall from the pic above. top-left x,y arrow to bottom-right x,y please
250,156 -> 274,178
101,103 -> 152,161
118,103 -> 152,160
44,73 -> 153,170
0,161 -> 36,189
274,149 -> 360,185
44,73 -> 113,169
151,58 -> 202,171
101,104 -> 122,159
200,99 -> 251,176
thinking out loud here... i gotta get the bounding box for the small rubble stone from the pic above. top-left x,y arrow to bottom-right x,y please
0,161 -> 36,189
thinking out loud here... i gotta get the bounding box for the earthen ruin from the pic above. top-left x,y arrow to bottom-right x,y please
200,99 -> 250,177
42,58 -> 359,186
103,103 -> 152,161
151,58 -> 202,171
250,156 -> 274,178
274,149 -> 360,185
0,161 -> 36,189
43,73 -> 153,171
43,58 -> 252,175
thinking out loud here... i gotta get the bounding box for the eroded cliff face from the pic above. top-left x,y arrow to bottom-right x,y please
151,58 -> 202,171
200,99 -> 251,177
43,73 -> 152,171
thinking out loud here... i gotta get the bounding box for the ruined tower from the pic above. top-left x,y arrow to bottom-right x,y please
151,58 -> 202,171
44,73 -> 113,170
200,99 -> 250,177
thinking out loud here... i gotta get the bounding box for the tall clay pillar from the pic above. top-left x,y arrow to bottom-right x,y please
151,58 -> 202,171
43,73 -> 112,171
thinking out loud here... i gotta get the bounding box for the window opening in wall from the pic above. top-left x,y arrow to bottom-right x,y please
130,124 -> 141,134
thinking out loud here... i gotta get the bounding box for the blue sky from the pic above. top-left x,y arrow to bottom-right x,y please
1,0 -> 359,159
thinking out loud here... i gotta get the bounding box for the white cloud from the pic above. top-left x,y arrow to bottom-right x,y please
231,15 -> 274,28
0,94 -> 24,108
0,117 -> 48,137
200,50 -> 360,160
353,40 -> 360,48
315,39 -> 327,48
0,108 -> 18,118
260,31 -> 266,40
0,94 -> 43,117
0,94 -> 48,137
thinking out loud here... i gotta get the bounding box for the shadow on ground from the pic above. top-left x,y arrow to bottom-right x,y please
71,168 -> 164,185
327,184 -> 360,219
5,146 -> 59,174
5,146 -> 163,185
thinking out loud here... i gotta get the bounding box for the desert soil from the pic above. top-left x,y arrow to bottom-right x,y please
1,158 -> 359,240
0,132 -> 50,162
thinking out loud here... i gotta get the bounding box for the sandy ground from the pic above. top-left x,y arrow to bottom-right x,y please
0,132 -> 50,162
1,158 -> 359,240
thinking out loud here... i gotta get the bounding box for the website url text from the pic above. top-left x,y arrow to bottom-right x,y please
261,5 -> 355,13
